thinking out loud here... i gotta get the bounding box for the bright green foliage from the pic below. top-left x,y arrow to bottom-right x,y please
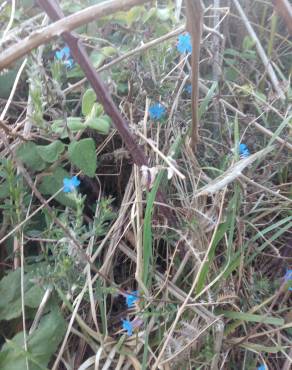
68,138 -> 97,177
0,269 -> 43,321
82,88 -> 96,116
16,142 -> 46,171
17,141 -> 65,170
85,116 -> 111,134
36,141 -> 65,163
0,310 -> 66,370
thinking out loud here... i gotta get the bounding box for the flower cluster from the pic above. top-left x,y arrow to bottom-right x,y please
63,176 -> 80,193
239,143 -> 250,158
55,45 -> 74,69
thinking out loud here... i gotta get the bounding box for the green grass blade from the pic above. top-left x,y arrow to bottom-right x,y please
216,310 -> 284,326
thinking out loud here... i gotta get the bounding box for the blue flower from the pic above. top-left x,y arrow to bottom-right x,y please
122,319 -> 133,336
63,176 -> 80,193
56,46 -> 71,60
125,291 -> 138,308
257,365 -> 267,370
177,33 -> 192,54
239,143 -> 250,158
185,84 -> 192,94
149,103 -> 166,120
55,46 -> 74,69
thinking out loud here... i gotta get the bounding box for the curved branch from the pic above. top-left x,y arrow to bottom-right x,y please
0,0 -> 151,71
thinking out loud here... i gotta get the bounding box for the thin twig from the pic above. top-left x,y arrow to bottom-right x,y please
1,0 -> 16,40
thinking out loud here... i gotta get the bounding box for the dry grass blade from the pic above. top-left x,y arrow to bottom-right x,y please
233,0 -> 285,100
195,146 -> 274,197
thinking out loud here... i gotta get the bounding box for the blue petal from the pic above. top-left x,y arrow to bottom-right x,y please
149,104 -> 166,120
125,291 -> 138,308
177,33 -> 192,54
55,50 -> 63,60
122,319 -> 133,336
71,176 -> 80,187
185,84 -> 192,94
62,46 -> 71,59
63,176 -> 80,193
239,143 -> 250,157
284,269 -> 292,282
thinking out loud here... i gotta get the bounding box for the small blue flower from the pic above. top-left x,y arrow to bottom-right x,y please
185,84 -> 192,94
56,46 -> 71,60
55,46 -> 74,69
149,103 -> 166,120
63,176 -> 80,193
122,319 -> 133,336
257,365 -> 267,370
125,291 -> 138,308
177,33 -> 192,54
239,143 -> 250,158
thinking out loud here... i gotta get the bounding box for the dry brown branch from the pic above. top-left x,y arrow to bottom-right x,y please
186,0 -> 203,152
0,0 -> 151,71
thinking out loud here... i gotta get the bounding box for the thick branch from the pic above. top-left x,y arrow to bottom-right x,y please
0,0 -> 151,71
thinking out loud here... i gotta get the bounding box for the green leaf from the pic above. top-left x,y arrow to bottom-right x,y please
82,88 -> 96,116
39,167 -> 78,209
0,66 -> 18,99
36,141 -> 65,163
242,35 -> 256,51
0,181 -> 9,199
217,310 -> 285,326
84,103 -> 104,123
0,269 -> 43,321
101,46 -> 117,57
67,117 -> 85,132
68,138 -> 97,177
90,51 -> 105,69
85,116 -> 111,134
195,220 -> 229,294
16,142 -> 46,171
0,310 -> 66,370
